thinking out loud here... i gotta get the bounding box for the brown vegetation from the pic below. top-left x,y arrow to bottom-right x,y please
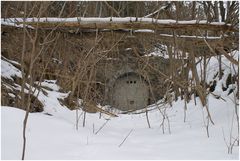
1,1 -> 238,158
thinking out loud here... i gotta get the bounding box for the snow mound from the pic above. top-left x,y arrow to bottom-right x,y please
1,58 -> 22,80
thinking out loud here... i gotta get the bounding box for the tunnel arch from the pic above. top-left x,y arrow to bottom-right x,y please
106,69 -> 150,111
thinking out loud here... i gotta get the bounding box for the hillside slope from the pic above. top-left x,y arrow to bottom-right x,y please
1,53 -> 239,159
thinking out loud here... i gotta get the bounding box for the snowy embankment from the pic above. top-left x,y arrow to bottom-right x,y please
1,54 -> 239,160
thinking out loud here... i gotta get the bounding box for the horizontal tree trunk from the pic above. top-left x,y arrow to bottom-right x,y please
1,17 -> 237,32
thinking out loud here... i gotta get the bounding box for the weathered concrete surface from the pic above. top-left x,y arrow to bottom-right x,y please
111,73 -> 149,111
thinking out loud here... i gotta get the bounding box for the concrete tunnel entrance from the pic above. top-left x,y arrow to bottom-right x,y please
111,72 -> 149,111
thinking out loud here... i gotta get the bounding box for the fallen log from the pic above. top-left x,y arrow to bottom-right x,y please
1,17 -> 238,32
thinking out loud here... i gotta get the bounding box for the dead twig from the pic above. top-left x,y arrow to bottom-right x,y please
118,129 -> 134,147
95,119 -> 110,135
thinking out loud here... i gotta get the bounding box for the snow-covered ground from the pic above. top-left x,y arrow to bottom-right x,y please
1,52 -> 239,159
1,57 -> 22,80
1,78 -> 239,159
1,93 -> 239,160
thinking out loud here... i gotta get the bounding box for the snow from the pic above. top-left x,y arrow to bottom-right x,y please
145,44 -> 169,58
144,43 -> 191,59
35,80 -> 60,91
1,58 -> 22,80
146,51 -> 169,58
125,48 -> 132,51
1,19 -> 34,29
1,17 -> 230,28
25,80 -> 70,115
52,58 -> 62,64
134,29 -> 155,33
2,56 -> 21,66
8,93 -> 15,98
194,50 -> 239,84
1,90 -> 239,160
160,33 -> 223,40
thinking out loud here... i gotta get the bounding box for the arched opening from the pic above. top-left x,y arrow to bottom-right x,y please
110,72 -> 149,111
